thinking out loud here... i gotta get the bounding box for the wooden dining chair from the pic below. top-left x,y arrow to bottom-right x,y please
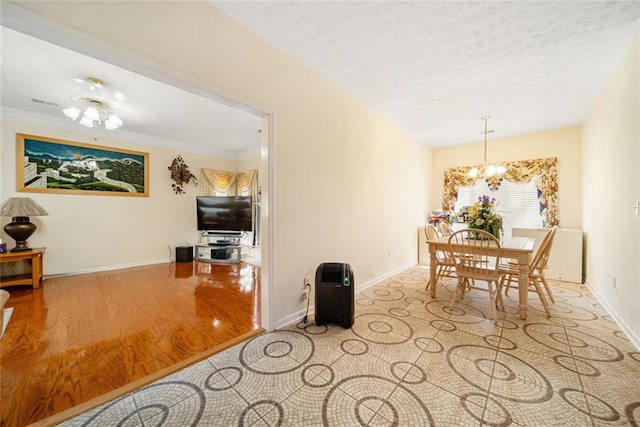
498,226 -> 558,316
438,221 -> 453,237
425,224 -> 456,290
447,229 -> 505,320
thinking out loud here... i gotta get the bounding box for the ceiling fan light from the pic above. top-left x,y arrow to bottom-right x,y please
79,116 -> 94,128
83,107 -> 100,122
63,107 -> 81,120
61,78 -> 124,133
109,114 -> 123,127
105,114 -> 123,130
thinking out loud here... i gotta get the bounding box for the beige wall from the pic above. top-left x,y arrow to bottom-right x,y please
237,156 -> 260,173
582,32 -> 639,343
6,2 -> 431,327
430,126 -> 582,229
1,118 -> 238,275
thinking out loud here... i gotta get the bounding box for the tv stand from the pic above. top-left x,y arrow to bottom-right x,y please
197,231 -> 247,263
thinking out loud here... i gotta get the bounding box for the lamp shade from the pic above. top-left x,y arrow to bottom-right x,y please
0,197 -> 49,217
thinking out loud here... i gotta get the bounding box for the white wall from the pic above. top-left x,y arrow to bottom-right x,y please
582,31 -> 640,344
6,2 -> 432,327
1,118 -> 239,275
430,126 -> 583,229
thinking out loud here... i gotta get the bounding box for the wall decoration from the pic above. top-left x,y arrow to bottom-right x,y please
168,155 -> 197,194
16,133 -> 149,197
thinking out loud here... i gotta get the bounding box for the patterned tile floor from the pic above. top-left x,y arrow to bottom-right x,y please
61,267 -> 640,426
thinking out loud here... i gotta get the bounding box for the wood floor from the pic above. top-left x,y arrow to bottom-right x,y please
1,260 -> 262,427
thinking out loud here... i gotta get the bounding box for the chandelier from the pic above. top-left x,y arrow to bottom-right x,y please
62,77 -> 123,131
468,115 -> 506,178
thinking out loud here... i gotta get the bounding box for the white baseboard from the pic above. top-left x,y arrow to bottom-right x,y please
275,263 -> 415,330
584,280 -> 640,351
44,258 -> 170,279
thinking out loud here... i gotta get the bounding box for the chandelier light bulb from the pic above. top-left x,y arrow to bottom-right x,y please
83,106 -> 100,122
105,114 -> 123,130
79,116 -> 94,128
468,167 -> 479,178
63,107 -> 81,120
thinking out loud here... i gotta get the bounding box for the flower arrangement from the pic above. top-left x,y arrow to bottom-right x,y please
168,155 -> 198,194
466,195 -> 503,239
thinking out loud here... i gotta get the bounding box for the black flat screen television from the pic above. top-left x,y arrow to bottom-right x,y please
196,196 -> 252,232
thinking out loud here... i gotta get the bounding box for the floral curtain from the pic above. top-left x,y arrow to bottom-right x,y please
237,170 -> 258,196
200,168 -> 260,245
200,169 -> 238,196
237,170 -> 260,245
442,157 -> 559,227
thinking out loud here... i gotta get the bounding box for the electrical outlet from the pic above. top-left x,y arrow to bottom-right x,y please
388,251 -> 391,260
612,276 -> 617,288
302,275 -> 312,301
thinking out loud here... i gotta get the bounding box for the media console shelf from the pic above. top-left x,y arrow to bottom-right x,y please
196,232 -> 248,263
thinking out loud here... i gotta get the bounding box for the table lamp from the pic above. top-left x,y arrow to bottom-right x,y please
0,197 -> 48,252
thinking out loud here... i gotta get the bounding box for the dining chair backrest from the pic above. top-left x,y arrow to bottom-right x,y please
447,229 -> 502,279
439,222 -> 453,236
425,224 -> 440,241
530,226 -> 558,274
426,224 -> 448,263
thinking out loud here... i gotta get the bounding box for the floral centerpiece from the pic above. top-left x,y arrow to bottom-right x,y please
466,195 -> 503,240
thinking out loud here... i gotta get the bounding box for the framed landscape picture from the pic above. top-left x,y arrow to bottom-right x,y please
16,134 -> 149,197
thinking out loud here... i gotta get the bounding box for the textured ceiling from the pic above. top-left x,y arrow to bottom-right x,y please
213,1 -> 640,147
2,3 -> 638,153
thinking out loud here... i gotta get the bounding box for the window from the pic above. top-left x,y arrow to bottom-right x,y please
442,157 -> 559,227
454,180 -> 543,236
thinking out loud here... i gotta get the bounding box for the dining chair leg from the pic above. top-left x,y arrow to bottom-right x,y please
450,277 -> 463,307
426,265 -> 446,291
541,276 -> 556,303
531,277 -> 551,316
487,281 -> 499,320
495,281 -> 505,311
503,274 -> 513,296
458,277 -> 473,299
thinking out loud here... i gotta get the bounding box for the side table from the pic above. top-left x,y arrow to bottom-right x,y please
0,247 -> 45,289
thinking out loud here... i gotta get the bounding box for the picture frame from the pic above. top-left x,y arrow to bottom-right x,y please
16,134 -> 149,197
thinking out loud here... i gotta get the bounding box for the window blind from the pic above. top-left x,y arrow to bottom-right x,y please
454,180 -> 543,236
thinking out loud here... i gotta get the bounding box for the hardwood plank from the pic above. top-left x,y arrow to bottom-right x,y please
0,261 -> 261,427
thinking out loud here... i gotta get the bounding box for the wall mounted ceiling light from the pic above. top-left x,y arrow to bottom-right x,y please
62,77 -> 124,131
468,115 -> 506,178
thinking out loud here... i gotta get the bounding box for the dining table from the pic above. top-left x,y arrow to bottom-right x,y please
426,235 -> 535,320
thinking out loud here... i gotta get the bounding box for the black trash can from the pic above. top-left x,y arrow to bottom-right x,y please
315,263 -> 354,328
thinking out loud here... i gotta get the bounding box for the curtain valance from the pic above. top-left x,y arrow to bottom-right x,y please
442,157 -> 558,227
